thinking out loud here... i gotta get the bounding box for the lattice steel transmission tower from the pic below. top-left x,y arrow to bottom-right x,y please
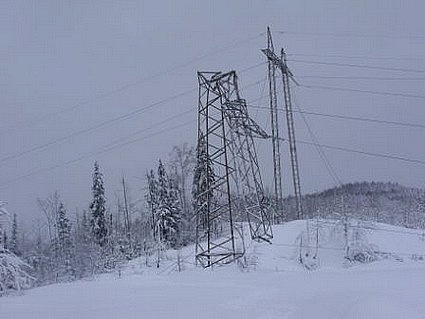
195,71 -> 273,267
264,28 -> 283,222
262,27 -> 303,220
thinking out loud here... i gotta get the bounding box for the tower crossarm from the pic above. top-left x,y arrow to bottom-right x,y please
224,100 -> 270,139
261,48 -> 298,85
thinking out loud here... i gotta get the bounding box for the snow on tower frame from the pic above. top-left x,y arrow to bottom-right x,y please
195,71 -> 273,268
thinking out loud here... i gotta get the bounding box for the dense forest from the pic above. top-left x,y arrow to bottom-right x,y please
287,182 -> 425,229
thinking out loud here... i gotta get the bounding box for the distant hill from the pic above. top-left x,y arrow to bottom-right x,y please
282,182 -> 425,229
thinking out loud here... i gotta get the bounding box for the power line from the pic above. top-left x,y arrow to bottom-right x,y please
0,116 -> 194,189
3,33 -> 263,134
288,53 -> 425,62
297,109 -> 425,129
302,84 -> 425,100
248,102 -> 425,172
289,58 -> 425,74
250,106 -> 425,165
292,94 -> 342,186
247,105 -> 425,166
237,61 -> 267,73
274,30 -> 425,40
298,75 -> 425,81
0,89 -> 195,166
295,140 -> 425,166
246,104 -> 425,168
84,109 -> 193,151
0,64 -> 266,166
247,104 -> 425,130
0,75 -> 267,185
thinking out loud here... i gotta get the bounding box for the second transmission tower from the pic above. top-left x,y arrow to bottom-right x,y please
264,28 -> 283,222
262,27 -> 303,220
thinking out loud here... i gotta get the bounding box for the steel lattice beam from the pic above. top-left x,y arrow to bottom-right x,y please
262,27 -> 303,220
263,28 -> 284,222
195,71 -> 244,267
195,71 -> 273,267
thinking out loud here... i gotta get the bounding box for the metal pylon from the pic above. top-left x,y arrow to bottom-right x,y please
195,71 -> 244,267
262,27 -> 303,220
264,27 -> 283,222
281,49 -> 303,219
195,71 -> 273,267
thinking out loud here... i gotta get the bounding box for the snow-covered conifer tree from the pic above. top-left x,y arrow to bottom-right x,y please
155,160 -> 180,248
90,161 -> 108,247
74,210 -> 95,277
168,177 -> 182,246
1,232 -> 7,251
147,169 -> 158,238
168,143 -> 196,243
10,213 -> 19,256
56,202 -> 74,279
0,251 -> 34,296
0,201 -> 8,251
0,201 -> 34,295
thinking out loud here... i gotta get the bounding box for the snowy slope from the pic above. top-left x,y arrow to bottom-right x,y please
1,220 -> 425,319
240,219 -> 425,271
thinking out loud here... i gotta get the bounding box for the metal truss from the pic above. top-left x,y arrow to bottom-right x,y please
222,73 -> 273,243
263,28 -> 284,222
262,27 -> 303,220
195,71 -> 244,267
195,71 -> 273,267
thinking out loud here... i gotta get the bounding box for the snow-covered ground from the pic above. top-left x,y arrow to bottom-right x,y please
1,220 -> 425,319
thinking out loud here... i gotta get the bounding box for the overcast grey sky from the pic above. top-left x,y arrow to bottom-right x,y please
1,1 -> 425,226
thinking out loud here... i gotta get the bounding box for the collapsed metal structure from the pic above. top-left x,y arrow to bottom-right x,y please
195,71 -> 273,267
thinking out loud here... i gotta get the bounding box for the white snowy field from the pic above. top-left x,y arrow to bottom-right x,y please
1,220 -> 425,319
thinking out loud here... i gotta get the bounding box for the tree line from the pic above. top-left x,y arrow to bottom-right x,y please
1,143 -> 207,294
2,142 -> 425,295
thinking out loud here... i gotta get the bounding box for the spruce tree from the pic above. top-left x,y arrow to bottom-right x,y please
146,169 -> 158,238
2,231 -> 7,251
10,213 -> 19,255
56,202 -> 74,278
74,210 -> 94,278
168,177 -> 182,246
0,201 -> 8,252
90,161 -> 108,247
31,234 -> 49,284
168,143 -> 196,233
0,201 -> 34,294
80,211 -> 92,247
155,160 -> 180,247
